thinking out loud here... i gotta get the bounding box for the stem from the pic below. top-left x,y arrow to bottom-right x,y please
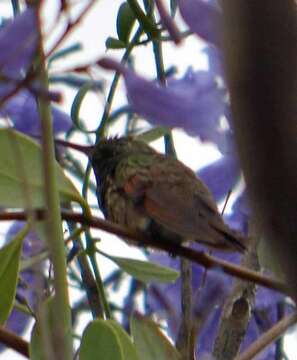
127,0 -> 159,39
152,39 -> 166,84
46,0 -> 97,58
155,0 -> 181,44
37,15 -> 72,360
11,0 -> 20,15
96,26 -> 143,140
85,229 -> 112,319
176,259 -> 193,360
151,12 -> 166,85
65,211 -> 104,318
77,247 -> 105,318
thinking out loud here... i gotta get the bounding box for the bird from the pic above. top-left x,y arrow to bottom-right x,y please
91,137 -> 246,252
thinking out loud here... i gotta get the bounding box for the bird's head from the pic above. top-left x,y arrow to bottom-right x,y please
91,136 -> 155,180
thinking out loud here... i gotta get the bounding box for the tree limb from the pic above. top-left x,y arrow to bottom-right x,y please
0,210 -> 290,296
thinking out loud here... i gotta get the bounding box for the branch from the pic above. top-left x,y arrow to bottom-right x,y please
235,312 -> 297,360
0,326 -> 29,358
0,210 -> 290,297
176,259 -> 194,359
213,236 -> 259,359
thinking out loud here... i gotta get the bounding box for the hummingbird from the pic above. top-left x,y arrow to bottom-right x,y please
91,137 -> 246,252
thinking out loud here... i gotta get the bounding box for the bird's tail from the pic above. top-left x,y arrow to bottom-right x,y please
215,226 -> 247,253
194,225 -> 247,253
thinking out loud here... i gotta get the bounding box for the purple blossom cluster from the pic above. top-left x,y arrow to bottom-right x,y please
0,8 -> 72,134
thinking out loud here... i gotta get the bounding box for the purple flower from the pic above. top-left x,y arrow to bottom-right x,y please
178,0 -> 222,47
0,8 -> 38,100
204,46 -> 225,80
198,154 -> 241,202
125,68 -> 225,144
0,90 -> 72,135
0,8 -> 71,136
99,53 -> 228,145
0,8 -> 38,74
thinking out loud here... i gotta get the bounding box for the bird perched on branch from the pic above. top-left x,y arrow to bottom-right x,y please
91,137 -> 246,252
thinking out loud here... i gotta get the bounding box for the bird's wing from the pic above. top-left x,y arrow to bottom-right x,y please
145,180 -> 222,240
122,160 -> 231,247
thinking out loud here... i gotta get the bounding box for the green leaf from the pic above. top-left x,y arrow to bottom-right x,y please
30,322 -> 44,360
107,321 -> 140,360
131,315 -> 181,360
70,82 -> 98,133
137,127 -> 171,143
105,37 -> 126,49
116,2 -> 136,43
127,0 -> 159,39
0,224 -> 28,324
30,296 -> 72,360
106,254 -> 179,283
0,128 -> 82,208
79,320 -> 124,360
20,249 -> 48,272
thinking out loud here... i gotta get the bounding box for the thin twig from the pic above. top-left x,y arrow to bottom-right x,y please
0,69 -> 36,109
46,0 -> 97,58
235,312 -> 297,360
155,0 -> 182,44
76,251 -> 104,318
